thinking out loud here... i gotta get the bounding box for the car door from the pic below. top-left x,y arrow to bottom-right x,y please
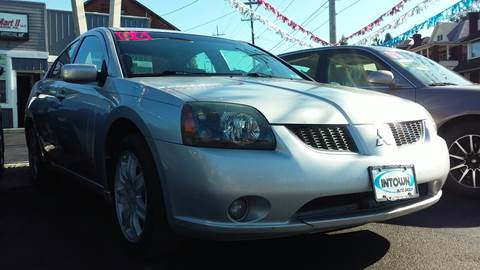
30,40 -> 80,163
321,49 -> 415,101
51,34 -> 109,182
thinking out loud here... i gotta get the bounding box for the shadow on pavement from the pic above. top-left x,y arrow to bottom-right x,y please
387,191 -> 480,228
0,167 -> 390,270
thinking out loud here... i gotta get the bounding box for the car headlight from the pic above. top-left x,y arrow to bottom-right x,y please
181,102 -> 276,149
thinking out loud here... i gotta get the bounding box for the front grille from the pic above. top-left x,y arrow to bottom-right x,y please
295,183 -> 430,220
287,125 -> 357,152
388,120 -> 425,146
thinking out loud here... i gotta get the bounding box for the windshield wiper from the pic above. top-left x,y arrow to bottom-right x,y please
245,72 -> 274,78
130,70 -> 208,77
429,82 -> 457,86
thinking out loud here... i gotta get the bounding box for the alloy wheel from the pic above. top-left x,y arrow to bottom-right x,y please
449,134 -> 480,189
114,151 -> 147,243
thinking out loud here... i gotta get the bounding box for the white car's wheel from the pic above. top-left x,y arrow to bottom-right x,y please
27,128 -> 50,183
114,151 -> 147,243
111,134 -> 178,253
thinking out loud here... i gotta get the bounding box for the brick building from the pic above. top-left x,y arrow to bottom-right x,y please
404,12 -> 480,83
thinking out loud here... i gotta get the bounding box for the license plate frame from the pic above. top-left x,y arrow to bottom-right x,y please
368,165 -> 419,202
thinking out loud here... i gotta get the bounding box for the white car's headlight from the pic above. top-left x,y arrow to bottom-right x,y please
181,102 -> 276,149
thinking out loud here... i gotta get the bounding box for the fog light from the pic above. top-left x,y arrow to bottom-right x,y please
228,198 -> 248,221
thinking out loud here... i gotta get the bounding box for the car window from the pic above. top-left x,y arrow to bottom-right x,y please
282,52 -> 320,79
114,31 -> 303,79
48,40 -> 80,79
187,52 -> 216,73
381,49 -> 472,86
74,36 -> 106,71
219,50 -> 255,73
326,52 -> 409,88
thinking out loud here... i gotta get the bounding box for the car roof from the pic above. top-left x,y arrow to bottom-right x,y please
278,45 -> 403,57
105,27 -> 246,44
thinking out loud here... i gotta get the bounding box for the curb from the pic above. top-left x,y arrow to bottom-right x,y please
3,128 -> 25,135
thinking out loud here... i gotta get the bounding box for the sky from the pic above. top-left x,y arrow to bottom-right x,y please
24,0 -> 462,54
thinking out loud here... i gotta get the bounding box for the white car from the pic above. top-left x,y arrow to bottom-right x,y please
26,28 -> 450,251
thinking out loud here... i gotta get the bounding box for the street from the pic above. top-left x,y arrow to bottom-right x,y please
1,131 -> 480,270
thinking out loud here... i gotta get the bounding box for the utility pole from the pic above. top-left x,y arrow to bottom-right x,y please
242,1 -> 258,44
213,25 -> 225,37
71,0 -> 87,36
329,0 -> 336,44
109,0 -> 122,28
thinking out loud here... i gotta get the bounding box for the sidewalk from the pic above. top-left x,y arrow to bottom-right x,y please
1,129 -> 30,189
4,128 -> 28,165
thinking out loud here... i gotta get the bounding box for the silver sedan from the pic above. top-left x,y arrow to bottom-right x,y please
26,28 -> 449,251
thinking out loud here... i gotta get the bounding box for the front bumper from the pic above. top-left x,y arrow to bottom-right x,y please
173,191 -> 441,240
152,125 -> 449,240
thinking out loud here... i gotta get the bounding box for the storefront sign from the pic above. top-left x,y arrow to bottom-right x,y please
0,12 -> 28,40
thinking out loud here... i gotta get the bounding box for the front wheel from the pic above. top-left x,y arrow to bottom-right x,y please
443,121 -> 480,197
112,134 -> 177,253
27,127 -> 50,184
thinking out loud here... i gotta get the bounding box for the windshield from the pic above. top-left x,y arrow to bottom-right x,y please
381,49 -> 472,86
114,31 -> 303,80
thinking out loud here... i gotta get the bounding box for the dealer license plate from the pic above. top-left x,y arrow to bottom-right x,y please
369,165 -> 419,202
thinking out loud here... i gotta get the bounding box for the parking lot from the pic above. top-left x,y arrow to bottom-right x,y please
1,130 -> 480,270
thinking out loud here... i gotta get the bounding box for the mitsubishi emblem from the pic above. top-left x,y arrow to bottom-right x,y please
376,126 -> 394,147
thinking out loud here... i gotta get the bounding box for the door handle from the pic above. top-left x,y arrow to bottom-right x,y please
55,89 -> 66,101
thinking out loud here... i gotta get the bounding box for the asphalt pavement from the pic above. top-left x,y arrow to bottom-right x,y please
1,130 -> 480,270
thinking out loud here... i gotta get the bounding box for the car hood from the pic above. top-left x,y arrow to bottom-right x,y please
130,77 -> 428,125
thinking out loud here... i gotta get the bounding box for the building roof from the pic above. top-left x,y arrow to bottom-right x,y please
447,20 -> 468,42
430,22 -> 457,43
84,0 -> 178,30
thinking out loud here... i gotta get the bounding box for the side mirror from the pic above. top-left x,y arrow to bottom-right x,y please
366,70 -> 394,85
61,64 -> 98,83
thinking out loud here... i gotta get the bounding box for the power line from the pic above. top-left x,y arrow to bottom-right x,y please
311,19 -> 329,32
256,0 -> 297,39
336,0 -> 362,15
184,11 -> 235,32
269,0 -> 328,51
301,0 -> 329,27
310,0 -> 362,34
160,0 -> 200,17
283,0 -> 297,12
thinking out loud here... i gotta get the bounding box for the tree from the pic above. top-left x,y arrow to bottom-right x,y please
339,35 -> 348,45
384,33 -> 393,43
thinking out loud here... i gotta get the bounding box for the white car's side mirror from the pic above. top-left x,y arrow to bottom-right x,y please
61,64 -> 98,84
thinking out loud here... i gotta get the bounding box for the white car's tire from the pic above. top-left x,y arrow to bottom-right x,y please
111,134 -> 179,254
27,127 -> 51,184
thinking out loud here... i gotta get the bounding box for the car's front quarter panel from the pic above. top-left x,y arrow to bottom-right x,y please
416,86 -> 480,127
102,78 -> 186,143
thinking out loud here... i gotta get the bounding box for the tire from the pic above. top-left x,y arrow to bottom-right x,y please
441,120 -> 480,198
111,134 -> 178,254
27,127 -> 51,184
0,129 -> 4,175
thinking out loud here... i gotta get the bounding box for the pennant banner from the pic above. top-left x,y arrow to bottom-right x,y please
356,0 -> 442,45
226,0 -> 314,48
383,0 -> 480,46
256,0 -> 330,45
339,0 -> 412,44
